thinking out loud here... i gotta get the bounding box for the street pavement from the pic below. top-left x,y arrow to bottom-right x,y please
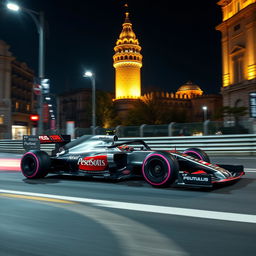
0,153 -> 255,256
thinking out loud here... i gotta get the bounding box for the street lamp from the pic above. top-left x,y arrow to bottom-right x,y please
83,71 -> 96,135
7,3 -> 20,11
202,106 -> 208,121
7,2 -> 45,135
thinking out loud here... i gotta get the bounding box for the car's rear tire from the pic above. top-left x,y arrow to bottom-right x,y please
21,150 -> 50,179
142,152 -> 179,187
183,148 -> 210,162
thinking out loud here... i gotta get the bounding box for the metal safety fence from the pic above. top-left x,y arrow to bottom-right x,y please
43,120 -> 256,138
0,134 -> 255,156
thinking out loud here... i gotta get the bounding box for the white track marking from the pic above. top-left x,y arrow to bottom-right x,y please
236,157 -> 255,160
245,168 -> 256,172
60,204 -> 188,256
0,189 -> 256,224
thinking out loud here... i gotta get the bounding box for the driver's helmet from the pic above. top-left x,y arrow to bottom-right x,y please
118,144 -> 134,152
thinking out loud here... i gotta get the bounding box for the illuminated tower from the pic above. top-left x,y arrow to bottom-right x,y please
113,10 -> 142,100
216,0 -> 256,117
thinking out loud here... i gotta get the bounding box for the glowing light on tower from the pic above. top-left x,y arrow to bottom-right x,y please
113,7 -> 143,99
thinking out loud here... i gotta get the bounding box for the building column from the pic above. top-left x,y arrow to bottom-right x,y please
246,21 -> 256,80
221,28 -> 231,87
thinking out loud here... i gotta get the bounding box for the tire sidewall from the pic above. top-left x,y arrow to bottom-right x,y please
183,148 -> 210,162
21,150 -> 50,178
142,152 -> 179,187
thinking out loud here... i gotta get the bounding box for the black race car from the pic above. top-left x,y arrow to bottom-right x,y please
21,134 -> 245,188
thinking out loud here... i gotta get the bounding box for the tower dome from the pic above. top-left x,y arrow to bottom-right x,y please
118,13 -> 137,41
176,81 -> 203,98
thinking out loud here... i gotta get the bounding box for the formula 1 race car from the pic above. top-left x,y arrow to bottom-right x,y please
20,134 -> 245,188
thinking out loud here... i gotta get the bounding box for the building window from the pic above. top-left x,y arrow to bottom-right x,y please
0,115 -> 4,124
237,2 -> 241,12
26,104 -> 30,111
234,24 -> 240,31
249,92 -> 256,118
15,102 -> 19,110
233,57 -> 244,83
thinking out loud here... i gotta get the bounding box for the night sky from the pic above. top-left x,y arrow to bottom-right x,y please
0,0 -> 222,95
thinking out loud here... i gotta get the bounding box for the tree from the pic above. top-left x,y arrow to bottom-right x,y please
222,106 -> 248,125
123,97 -> 188,126
96,91 -> 120,128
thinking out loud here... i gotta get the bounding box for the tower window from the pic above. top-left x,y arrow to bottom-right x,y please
129,56 -> 133,60
125,56 -> 128,60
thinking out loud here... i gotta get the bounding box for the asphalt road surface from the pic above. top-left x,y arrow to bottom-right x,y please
0,153 -> 255,256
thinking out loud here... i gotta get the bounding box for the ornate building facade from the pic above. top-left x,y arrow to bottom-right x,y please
113,11 -> 222,123
0,40 -> 36,139
58,88 -> 92,130
142,81 -> 222,122
216,0 -> 256,117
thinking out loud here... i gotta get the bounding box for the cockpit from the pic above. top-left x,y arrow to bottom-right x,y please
62,135 -> 118,154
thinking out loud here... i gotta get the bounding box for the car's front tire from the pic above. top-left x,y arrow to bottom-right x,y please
142,152 -> 179,187
21,150 -> 50,179
183,148 -> 210,162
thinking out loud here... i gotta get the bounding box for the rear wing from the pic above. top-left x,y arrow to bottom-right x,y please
23,135 -> 71,155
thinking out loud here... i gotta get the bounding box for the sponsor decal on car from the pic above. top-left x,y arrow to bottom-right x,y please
68,155 -> 81,160
182,173 -> 211,185
78,155 -> 108,171
38,135 -> 69,143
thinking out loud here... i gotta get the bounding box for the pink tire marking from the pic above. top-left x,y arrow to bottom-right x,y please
21,152 -> 39,178
183,150 -> 203,160
142,153 -> 171,186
